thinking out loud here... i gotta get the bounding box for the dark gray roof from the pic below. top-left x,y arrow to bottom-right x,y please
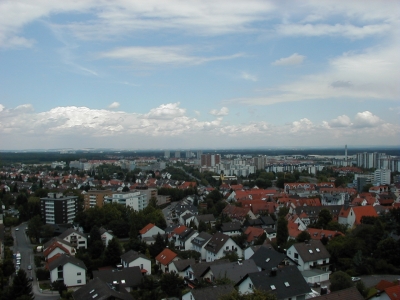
292,240 -> 330,262
313,287 -> 364,300
72,277 -> 134,300
175,204 -> 198,215
182,212 -> 194,221
243,218 -> 264,227
191,259 -> 230,279
92,267 -> 142,288
204,232 -> 232,254
221,221 -> 242,232
188,284 -> 235,300
58,228 -> 87,240
172,258 -> 195,272
48,254 -> 87,271
99,227 -> 114,236
178,228 -> 197,241
120,250 -> 148,264
260,215 -> 275,226
265,227 -> 276,234
238,265 -> 311,300
195,214 -> 216,223
192,232 -> 212,248
250,246 -> 287,270
209,259 -> 259,284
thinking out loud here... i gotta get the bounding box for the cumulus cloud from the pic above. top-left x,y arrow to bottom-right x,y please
108,102 -> 120,109
210,107 -> 229,116
328,115 -> 352,127
272,53 -> 305,66
144,103 -> 186,119
353,111 -> 381,128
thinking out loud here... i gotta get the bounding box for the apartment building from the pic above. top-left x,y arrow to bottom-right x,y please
104,191 -> 147,211
83,190 -> 113,210
40,193 -> 78,225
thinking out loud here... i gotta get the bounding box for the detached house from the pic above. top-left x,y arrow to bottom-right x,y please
191,232 -> 213,261
155,248 -> 179,273
48,254 -> 86,287
204,232 -> 243,262
236,266 -> 311,300
286,240 -> 331,284
220,221 -> 242,236
338,205 -> 378,228
43,237 -> 76,260
58,228 -> 87,249
140,223 -> 165,244
120,250 -> 151,275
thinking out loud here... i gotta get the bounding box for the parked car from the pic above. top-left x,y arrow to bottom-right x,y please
28,277 -> 33,281
15,228 -> 19,231
351,277 -> 361,282
27,265 -> 32,270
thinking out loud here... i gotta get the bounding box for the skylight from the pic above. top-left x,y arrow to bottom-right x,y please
284,282 -> 290,287
316,248 -> 320,252
270,285 -> 276,290
89,289 -> 95,294
266,258 -> 270,262
308,249 -> 313,254
92,294 -> 98,299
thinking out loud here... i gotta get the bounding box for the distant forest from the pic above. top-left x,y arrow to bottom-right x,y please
0,147 -> 399,165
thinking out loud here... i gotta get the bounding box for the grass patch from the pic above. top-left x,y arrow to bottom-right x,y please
39,282 -> 52,290
367,287 -> 377,299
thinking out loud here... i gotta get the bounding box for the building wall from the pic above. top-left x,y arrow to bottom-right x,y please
83,190 -> 113,210
40,196 -> 77,225
125,257 -> 151,275
50,263 -> 86,287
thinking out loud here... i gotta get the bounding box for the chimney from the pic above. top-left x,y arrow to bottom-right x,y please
112,281 -> 120,291
270,267 -> 277,277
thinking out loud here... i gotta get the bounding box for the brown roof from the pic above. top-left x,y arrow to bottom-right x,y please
292,239 -> 330,262
155,248 -> 177,266
313,287 -> 364,300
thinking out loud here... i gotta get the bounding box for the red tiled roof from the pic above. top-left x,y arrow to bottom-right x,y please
352,206 -> 378,225
173,225 -> 188,235
139,223 -> 155,235
43,242 -> 70,258
384,285 -> 400,300
155,248 -> 177,266
244,227 -> 264,243
376,280 -> 396,291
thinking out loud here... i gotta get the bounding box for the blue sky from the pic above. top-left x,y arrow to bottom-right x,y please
0,0 -> 399,150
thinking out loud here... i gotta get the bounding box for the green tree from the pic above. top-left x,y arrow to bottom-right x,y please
27,215 -> 43,242
315,209 -> 333,229
198,220 -> 207,233
159,272 -> 184,298
296,231 -> 311,243
149,233 -> 166,258
9,269 -> 34,300
330,271 -> 353,292
104,237 -> 122,267
219,289 -> 277,300
276,217 -> 288,247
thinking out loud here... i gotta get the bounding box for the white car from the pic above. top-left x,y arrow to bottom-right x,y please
351,277 -> 361,282
15,228 -> 19,231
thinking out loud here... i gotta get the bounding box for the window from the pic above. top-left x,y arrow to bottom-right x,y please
294,253 -> 298,259
140,264 -> 143,269
77,280 -> 82,284
249,283 -> 253,289
77,272 -> 81,275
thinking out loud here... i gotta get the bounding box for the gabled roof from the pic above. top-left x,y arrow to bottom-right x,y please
155,248 -> 178,266
312,286 -> 364,300
195,214 -> 216,223
191,232 -> 212,248
352,205 -> 378,225
72,277 -> 134,300
58,228 -> 87,240
384,285 -> 400,300
244,227 -> 264,243
43,236 -> 74,250
204,232 -> 232,254
48,254 -> 86,271
139,223 -> 155,235
221,221 -> 242,232
92,266 -> 142,288
250,245 -> 287,270
292,240 -> 330,262
237,265 -> 311,300
209,259 -> 259,284
376,280 -> 397,291
120,250 -> 149,264
190,259 -> 230,279
187,284 -> 235,300
43,242 -> 73,258
172,258 -> 195,272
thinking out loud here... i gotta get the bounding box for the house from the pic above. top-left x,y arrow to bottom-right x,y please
204,232 -> 243,262
92,266 -> 142,292
43,237 -> 76,260
72,277 -> 134,300
244,227 -> 265,246
259,215 -> 276,229
194,214 -> 216,228
244,245 -> 265,260
184,259 -> 230,287
48,254 -> 86,287
202,259 -> 259,285
181,212 -> 196,226
220,221 -> 242,236
182,285 -> 235,300
307,228 -> 344,241
155,248 -> 179,273
249,245 -> 295,271
338,205 -> 378,228
312,286 -> 365,300
139,223 -> 165,244
222,204 -> 256,222
169,258 -> 195,278
120,250 -> 151,275
99,227 -> 115,247
175,227 -> 199,251
191,232 -> 213,261
58,228 -> 87,249
236,265 -> 311,300
286,240 -> 331,284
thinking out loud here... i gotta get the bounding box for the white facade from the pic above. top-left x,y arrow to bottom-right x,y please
286,247 -> 330,272
374,169 -> 391,185
101,231 -> 115,247
122,256 -> 151,275
104,191 -> 148,211
62,232 -> 87,249
50,262 -> 86,287
205,239 -> 243,262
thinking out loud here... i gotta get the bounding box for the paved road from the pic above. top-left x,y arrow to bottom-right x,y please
359,274 -> 400,288
13,223 -> 60,300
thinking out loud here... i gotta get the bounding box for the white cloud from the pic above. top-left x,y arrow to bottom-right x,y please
108,102 -> 120,109
272,53 -> 305,66
241,72 -> 258,81
144,103 -> 186,119
99,46 -> 243,66
328,115 -> 352,128
353,111 -> 381,128
210,107 -> 229,116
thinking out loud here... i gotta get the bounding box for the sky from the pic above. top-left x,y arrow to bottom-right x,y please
0,0 -> 399,150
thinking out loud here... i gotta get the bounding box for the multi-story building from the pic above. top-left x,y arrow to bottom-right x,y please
164,150 -> 170,158
83,190 -> 113,210
201,154 -> 220,167
175,151 -> 181,158
40,193 -> 78,225
104,191 -> 147,211
252,156 -> 267,170
374,169 -> 391,185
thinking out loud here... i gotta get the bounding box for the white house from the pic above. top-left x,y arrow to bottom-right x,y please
104,191 -> 148,211
120,250 -> 151,275
169,258 -> 195,279
204,232 -> 243,262
48,254 -> 86,287
191,232 -> 213,261
139,223 -> 165,239
43,238 -> 76,260
58,228 -> 87,249
155,248 -> 179,273
99,227 -> 115,247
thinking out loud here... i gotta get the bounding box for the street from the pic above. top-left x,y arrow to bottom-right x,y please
13,223 -> 60,300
